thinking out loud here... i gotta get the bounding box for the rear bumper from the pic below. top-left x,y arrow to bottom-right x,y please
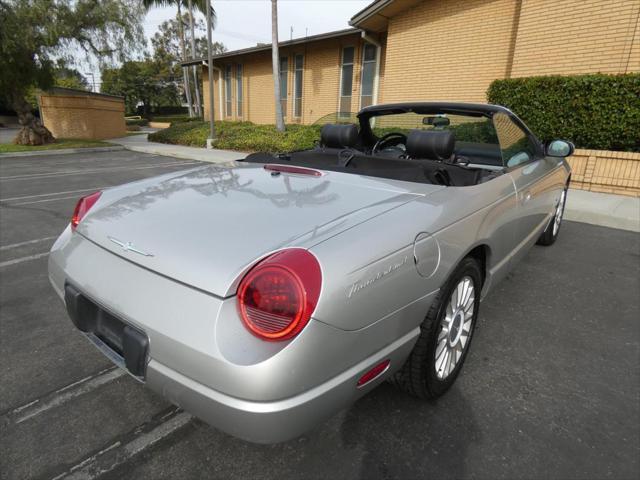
48,228 -> 426,443
146,328 -> 417,443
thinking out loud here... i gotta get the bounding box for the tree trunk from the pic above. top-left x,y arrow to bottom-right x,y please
187,0 -> 202,117
177,3 -> 194,118
271,0 -> 285,132
12,95 -> 54,145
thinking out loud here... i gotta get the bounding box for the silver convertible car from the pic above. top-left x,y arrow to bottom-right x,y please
49,102 -> 573,443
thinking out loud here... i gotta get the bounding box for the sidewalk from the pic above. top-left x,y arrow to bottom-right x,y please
565,189 -> 639,233
109,134 -> 639,233
108,134 -> 245,164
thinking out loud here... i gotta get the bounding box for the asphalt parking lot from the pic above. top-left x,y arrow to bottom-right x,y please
1,150 -> 638,480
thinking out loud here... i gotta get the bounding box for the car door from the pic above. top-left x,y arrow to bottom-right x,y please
493,112 -> 562,266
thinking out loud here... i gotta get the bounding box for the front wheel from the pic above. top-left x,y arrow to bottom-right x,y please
537,186 -> 567,246
391,257 -> 482,399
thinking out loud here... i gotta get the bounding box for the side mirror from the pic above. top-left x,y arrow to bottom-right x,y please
546,139 -> 574,158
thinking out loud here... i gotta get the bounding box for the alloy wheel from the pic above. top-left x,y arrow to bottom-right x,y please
553,189 -> 567,236
435,276 -> 475,380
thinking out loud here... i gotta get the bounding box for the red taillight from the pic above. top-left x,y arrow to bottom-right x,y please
237,248 -> 322,341
71,191 -> 102,231
357,360 -> 391,388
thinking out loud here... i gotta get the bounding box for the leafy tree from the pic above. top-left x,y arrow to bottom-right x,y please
102,60 -> 179,115
151,14 -> 225,110
0,0 -> 144,145
53,61 -> 91,91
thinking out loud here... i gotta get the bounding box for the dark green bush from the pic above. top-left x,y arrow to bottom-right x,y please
150,115 -> 201,123
125,118 -> 148,127
487,73 -> 640,152
148,121 -> 323,153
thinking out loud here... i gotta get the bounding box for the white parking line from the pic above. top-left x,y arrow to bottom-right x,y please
0,161 -> 200,181
0,236 -> 57,250
0,188 -> 101,202
9,194 -> 87,206
0,252 -> 49,267
51,410 -> 192,480
6,368 -> 125,424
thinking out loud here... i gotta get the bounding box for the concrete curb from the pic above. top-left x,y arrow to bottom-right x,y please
0,145 -> 124,158
107,135 -> 244,164
565,189 -> 640,233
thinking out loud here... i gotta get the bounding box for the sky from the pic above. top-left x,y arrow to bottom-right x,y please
142,0 -> 371,52
88,0 -> 370,91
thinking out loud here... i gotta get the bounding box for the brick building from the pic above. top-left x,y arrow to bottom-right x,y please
39,87 -> 126,140
184,0 -> 640,125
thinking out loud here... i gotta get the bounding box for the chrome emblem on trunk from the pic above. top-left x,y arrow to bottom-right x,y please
108,237 -> 154,257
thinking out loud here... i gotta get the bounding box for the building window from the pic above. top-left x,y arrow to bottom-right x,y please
360,43 -> 377,108
294,54 -> 303,118
224,65 -> 232,117
236,64 -> 243,118
339,46 -> 354,116
279,56 -> 288,117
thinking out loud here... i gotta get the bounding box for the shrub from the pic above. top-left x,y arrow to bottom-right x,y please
149,121 -> 322,153
149,115 -> 202,123
125,118 -> 148,127
487,73 -> 640,152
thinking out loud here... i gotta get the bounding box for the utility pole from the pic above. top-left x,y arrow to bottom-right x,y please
206,0 -> 216,147
271,0 -> 285,132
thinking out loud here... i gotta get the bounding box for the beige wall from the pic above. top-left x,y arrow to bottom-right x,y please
40,93 -> 126,140
203,33 -> 378,125
201,0 -> 639,124
511,0 -> 640,77
381,0 -> 521,103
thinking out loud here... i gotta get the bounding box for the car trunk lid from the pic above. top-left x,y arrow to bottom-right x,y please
79,163 -> 441,297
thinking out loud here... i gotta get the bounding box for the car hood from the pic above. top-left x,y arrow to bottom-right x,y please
78,162 -> 442,297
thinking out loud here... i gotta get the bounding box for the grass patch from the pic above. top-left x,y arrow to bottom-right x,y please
148,121 -> 322,153
0,138 -> 112,153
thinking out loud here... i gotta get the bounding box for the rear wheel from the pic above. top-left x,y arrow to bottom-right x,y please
537,186 -> 567,246
392,257 -> 481,399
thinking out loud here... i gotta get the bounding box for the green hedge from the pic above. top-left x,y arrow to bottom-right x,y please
125,118 -> 148,127
148,121 -> 322,153
487,73 -> 640,152
150,115 -> 202,123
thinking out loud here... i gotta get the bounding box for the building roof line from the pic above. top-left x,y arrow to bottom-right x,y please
349,0 -> 395,27
181,27 -> 360,67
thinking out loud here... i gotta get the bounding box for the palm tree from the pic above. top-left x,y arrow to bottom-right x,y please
142,0 -> 193,116
186,0 -> 216,118
187,0 -> 202,117
271,0 -> 285,132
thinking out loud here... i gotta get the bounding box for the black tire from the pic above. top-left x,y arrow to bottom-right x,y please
392,257 -> 482,399
537,186 -> 568,246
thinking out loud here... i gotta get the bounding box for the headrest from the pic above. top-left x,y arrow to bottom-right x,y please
320,123 -> 358,149
406,129 -> 455,161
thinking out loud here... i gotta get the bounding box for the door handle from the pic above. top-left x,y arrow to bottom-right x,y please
520,191 -> 532,204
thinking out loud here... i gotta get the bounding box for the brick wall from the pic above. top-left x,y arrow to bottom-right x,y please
200,0 -> 638,142
381,0 -> 520,103
568,149 -> 640,197
40,92 -> 125,140
203,33 -> 372,125
510,0 -> 640,77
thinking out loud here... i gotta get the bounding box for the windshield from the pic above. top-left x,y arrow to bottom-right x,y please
368,112 -> 503,166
